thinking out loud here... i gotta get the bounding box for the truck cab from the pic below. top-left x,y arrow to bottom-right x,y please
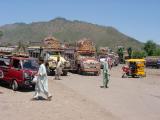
44,50 -> 70,75
76,51 -> 100,75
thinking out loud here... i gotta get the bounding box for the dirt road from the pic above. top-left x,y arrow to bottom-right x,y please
52,66 -> 160,120
0,65 -> 160,120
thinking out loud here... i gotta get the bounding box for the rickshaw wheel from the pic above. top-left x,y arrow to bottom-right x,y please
122,73 -> 127,78
132,75 -> 136,78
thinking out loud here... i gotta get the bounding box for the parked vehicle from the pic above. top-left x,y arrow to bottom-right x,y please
28,37 -> 70,75
122,59 -> 146,78
145,56 -> 160,69
99,55 -> 106,69
0,56 -> 38,90
64,38 -> 100,75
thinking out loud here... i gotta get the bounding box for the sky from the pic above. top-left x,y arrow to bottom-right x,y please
0,0 -> 160,44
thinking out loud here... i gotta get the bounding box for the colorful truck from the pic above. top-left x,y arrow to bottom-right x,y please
64,38 -> 100,75
28,37 -> 70,75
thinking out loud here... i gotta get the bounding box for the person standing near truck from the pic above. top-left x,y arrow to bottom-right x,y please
55,56 -> 62,80
33,58 -> 52,100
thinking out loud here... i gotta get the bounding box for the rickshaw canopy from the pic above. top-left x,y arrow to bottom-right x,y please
125,59 -> 145,62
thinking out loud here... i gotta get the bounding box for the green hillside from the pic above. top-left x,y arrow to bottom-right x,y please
0,18 -> 143,50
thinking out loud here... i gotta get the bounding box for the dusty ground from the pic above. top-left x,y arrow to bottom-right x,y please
0,65 -> 160,120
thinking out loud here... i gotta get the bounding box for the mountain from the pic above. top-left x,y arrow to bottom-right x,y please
0,17 -> 143,50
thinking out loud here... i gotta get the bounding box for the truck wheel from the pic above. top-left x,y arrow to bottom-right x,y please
62,71 -> 68,76
46,68 -> 50,76
94,72 -> 99,76
11,80 -> 18,91
77,67 -> 81,74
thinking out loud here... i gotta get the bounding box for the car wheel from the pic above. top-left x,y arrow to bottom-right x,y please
11,80 -> 18,91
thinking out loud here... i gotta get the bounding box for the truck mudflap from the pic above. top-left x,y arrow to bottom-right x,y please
0,70 -> 4,79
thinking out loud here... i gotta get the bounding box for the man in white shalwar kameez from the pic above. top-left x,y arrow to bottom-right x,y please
33,58 -> 52,100
55,56 -> 62,80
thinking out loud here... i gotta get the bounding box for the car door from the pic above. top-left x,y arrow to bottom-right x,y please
8,59 -> 23,83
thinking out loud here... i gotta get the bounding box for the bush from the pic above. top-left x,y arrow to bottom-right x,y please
132,51 -> 146,59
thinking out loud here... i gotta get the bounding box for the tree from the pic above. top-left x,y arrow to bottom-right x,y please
0,31 -> 3,39
144,40 -> 156,56
117,47 -> 124,63
0,31 -> 3,45
127,47 -> 132,59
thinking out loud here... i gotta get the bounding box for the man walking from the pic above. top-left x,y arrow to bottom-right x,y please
102,58 -> 110,88
33,58 -> 52,100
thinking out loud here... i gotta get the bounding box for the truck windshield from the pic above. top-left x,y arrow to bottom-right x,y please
79,53 -> 95,59
49,51 -> 60,55
22,59 -> 39,70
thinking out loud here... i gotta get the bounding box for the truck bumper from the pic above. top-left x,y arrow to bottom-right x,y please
81,68 -> 100,72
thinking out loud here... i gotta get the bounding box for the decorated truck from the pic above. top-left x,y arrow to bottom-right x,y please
67,38 -> 100,75
98,47 -> 119,68
28,37 -> 70,75
98,47 -> 109,68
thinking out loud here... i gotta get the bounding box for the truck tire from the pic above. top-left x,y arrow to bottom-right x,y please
94,72 -> 99,76
11,80 -> 18,91
46,68 -> 50,76
77,67 -> 81,74
62,71 -> 68,76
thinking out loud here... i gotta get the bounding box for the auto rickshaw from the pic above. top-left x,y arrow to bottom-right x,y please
122,59 -> 146,78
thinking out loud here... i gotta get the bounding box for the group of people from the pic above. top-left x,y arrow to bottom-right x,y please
33,56 -> 110,100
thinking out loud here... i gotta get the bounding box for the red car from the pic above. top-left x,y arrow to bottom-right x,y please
0,56 -> 39,90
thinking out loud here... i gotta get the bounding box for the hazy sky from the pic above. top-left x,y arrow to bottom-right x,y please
0,0 -> 160,44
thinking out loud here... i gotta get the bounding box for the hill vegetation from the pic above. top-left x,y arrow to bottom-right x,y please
0,18 -> 143,50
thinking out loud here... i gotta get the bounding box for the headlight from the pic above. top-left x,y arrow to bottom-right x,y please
24,72 -> 30,79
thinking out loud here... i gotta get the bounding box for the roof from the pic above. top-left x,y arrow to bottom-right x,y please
0,47 -> 16,52
126,59 -> 145,62
12,56 -> 35,60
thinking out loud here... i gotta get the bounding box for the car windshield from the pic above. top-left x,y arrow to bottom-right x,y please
22,59 -> 39,70
0,58 -> 10,66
